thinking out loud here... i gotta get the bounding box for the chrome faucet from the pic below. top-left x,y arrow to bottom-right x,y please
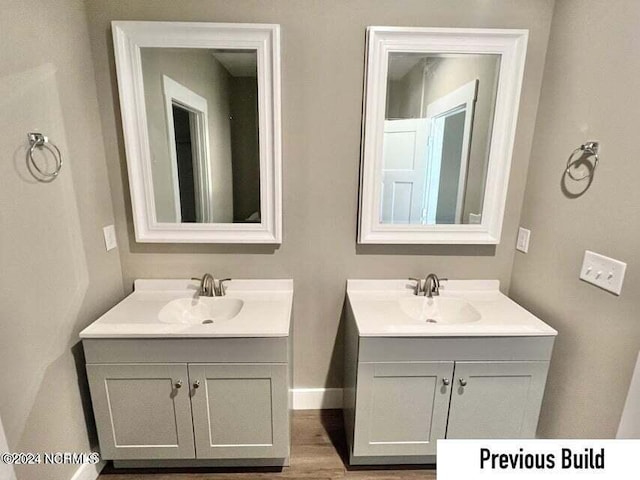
192,274 -> 232,297
409,274 -> 447,298
424,273 -> 442,298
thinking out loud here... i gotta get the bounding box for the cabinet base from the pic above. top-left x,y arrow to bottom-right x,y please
113,457 -> 289,469
349,453 -> 436,466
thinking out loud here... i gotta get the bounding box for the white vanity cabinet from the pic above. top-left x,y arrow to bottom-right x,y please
84,337 -> 291,468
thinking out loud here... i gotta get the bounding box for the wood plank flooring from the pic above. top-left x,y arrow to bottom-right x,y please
98,410 -> 436,479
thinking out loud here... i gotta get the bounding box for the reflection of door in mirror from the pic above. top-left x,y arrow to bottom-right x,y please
141,48 -> 261,224
172,104 -> 199,223
163,76 -> 211,223
381,53 -> 500,225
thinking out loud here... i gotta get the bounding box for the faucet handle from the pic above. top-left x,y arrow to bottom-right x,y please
408,277 -> 423,295
191,277 -> 204,295
219,278 -> 232,296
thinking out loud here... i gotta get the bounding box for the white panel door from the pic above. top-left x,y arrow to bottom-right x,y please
381,118 -> 429,224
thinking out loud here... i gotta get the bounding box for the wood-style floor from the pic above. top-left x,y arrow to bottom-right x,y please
99,410 -> 436,479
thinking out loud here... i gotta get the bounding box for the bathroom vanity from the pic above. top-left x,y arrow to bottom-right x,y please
343,280 -> 557,465
80,279 -> 293,468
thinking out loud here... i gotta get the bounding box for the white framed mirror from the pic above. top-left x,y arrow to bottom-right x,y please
358,27 -> 528,244
112,21 -> 281,243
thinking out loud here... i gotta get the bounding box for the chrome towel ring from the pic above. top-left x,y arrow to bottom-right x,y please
565,141 -> 599,181
27,132 -> 62,182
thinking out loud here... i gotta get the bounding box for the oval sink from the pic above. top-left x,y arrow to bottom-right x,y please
158,297 -> 244,325
398,296 -> 481,324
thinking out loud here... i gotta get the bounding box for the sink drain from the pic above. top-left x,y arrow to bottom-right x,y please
425,318 -> 438,324
202,319 -> 214,324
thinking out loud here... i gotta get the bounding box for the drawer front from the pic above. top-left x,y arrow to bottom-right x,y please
83,337 -> 288,364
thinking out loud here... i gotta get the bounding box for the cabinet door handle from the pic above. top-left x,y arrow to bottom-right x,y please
193,380 -> 200,389
442,378 -> 450,386
174,380 -> 183,389
459,378 -> 467,387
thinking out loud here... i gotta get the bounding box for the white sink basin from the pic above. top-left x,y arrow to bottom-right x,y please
346,279 -> 559,337
159,297 -> 244,325
79,279 -> 293,338
398,296 -> 481,324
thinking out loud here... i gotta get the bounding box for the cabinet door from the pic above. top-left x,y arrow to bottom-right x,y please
86,363 -> 195,459
447,361 -> 549,439
353,362 -> 454,457
189,363 -> 289,459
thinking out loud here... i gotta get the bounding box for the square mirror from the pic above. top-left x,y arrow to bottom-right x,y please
112,22 -> 281,243
358,27 -> 528,244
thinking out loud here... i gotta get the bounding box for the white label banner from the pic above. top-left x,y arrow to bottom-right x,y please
438,439 -> 640,479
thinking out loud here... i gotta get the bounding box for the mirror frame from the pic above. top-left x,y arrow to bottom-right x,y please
112,21 -> 282,243
358,27 -> 528,244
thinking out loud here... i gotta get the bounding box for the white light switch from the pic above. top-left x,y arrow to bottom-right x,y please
580,250 -> 626,295
516,227 -> 531,253
103,225 -> 117,251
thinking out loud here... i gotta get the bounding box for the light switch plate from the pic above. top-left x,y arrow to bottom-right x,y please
516,227 -> 530,253
580,250 -> 627,295
103,225 -> 117,251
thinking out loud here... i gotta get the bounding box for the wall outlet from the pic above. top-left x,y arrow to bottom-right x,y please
516,227 -> 531,253
580,250 -> 627,295
103,225 -> 117,251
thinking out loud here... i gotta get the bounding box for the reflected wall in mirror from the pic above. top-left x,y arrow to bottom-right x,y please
383,53 -> 500,225
112,22 -> 281,243
359,27 -> 528,244
141,48 -> 260,224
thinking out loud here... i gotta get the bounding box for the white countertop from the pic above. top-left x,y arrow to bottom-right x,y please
347,279 -> 558,337
80,279 -> 293,338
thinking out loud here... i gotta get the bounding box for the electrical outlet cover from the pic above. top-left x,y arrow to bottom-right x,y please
579,250 -> 626,295
103,225 -> 117,251
516,227 -> 530,253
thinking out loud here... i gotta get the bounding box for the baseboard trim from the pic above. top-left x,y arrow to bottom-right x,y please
292,388 -> 343,409
70,460 -> 105,480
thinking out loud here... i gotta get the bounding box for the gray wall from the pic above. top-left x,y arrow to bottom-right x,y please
230,77 -> 261,222
510,0 -> 640,438
0,1 -> 124,479
386,58 -> 426,119
86,0 -> 554,389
